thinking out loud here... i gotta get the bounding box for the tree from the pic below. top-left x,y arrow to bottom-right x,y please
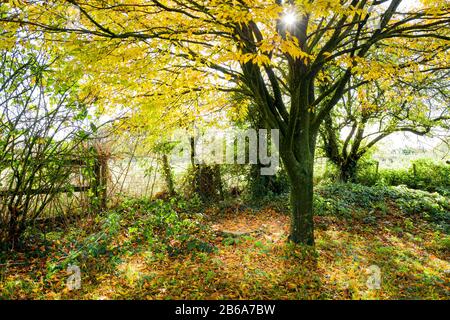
154,142 -> 177,197
0,47 -> 94,248
2,0 -> 449,245
321,70 -> 450,182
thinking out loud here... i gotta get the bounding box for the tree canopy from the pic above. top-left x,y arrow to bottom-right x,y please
1,0 -> 449,244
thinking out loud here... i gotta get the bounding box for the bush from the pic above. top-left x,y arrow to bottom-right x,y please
117,197 -> 216,256
314,183 -> 450,233
377,168 -> 411,186
179,165 -> 224,202
354,158 -> 380,186
356,158 -> 450,194
0,49 -> 94,249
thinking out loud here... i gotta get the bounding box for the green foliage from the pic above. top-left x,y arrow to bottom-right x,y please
0,47 -> 95,248
116,197 -> 216,256
356,158 -> 450,195
222,236 -> 241,246
354,158 -> 380,186
40,196 -> 216,278
377,167 -> 411,186
0,278 -> 36,299
315,160 -> 339,184
174,193 -> 204,213
248,165 -> 290,201
180,165 -> 223,202
436,236 -> 450,251
314,183 -> 450,233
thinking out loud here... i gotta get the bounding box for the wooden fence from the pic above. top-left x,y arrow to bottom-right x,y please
0,150 -> 109,212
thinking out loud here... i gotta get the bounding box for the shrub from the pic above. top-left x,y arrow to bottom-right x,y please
356,158 -> 450,194
314,183 -> 450,233
355,158 -> 380,186
0,50 -> 94,249
117,197 -> 216,256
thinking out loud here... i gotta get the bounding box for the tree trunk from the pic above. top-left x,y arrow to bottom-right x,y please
339,158 -> 358,183
283,157 -> 315,245
213,164 -> 224,201
248,113 -> 279,199
161,154 -> 176,196
6,204 -> 24,249
281,134 -> 316,246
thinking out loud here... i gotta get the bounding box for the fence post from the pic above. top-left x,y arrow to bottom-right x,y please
92,155 -> 100,210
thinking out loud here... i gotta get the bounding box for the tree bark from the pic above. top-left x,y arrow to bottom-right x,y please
213,164 -> 224,201
161,154 -> 176,196
338,158 -> 358,183
283,157 -> 315,246
281,130 -> 316,246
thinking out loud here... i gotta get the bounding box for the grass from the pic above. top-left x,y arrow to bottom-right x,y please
0,185 -> 449,300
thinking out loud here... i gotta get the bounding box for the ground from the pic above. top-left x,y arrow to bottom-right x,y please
1,197 -> 448,300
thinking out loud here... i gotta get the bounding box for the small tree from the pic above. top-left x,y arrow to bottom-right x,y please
0,48 -> 93,248
154,142 -> 177,197
321,73 -> 449,182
